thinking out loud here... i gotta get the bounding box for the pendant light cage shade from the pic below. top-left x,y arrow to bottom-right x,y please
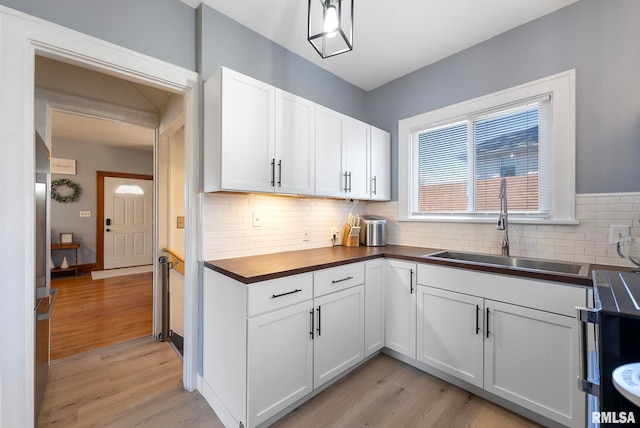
308,0 -> 354,59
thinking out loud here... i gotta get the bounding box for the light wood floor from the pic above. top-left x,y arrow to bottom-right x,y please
50,272 -> 153,360
38,338 -> 541,427
37,337 -> 223,427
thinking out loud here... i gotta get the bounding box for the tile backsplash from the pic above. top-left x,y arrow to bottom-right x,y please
367,192 -> 640,267
202,191 -> 640,268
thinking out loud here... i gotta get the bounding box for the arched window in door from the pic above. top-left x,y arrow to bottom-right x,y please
114,183 -> 145,195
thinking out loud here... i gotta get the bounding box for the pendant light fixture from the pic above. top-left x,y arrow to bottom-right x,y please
308,0 -> 354,59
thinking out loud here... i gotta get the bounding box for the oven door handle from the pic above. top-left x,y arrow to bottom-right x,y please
576,306 -> 600,397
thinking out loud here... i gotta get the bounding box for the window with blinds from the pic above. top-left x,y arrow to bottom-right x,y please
415,97 -> 552,216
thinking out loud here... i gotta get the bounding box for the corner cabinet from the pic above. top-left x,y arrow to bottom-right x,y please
204,67 -> 389,201
204,67 -> 315,195
364,259 -> 385,356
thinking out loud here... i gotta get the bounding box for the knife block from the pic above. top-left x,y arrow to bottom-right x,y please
341,225 -> 360,247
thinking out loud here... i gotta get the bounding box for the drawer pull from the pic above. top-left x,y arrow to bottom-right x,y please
271,289 -> 302,299
331,276 -> 354,284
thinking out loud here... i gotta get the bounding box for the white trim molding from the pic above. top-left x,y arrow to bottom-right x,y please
398,69 -> 576,225
0,6 -> 200,427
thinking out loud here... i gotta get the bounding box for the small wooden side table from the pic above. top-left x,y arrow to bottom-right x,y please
51,242 -> 80,276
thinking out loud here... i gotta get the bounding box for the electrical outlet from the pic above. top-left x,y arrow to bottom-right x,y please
303,228 -> 310,242
252,212 -> 261,228
79,211 -> 91,217
610,225 -> 630,244
331,227 -> 340,243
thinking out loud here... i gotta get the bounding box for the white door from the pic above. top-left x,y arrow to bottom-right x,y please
103,176 -> 153,269
275,89 -> 315,195
247,300 -> 314,428
315,106 -> 345,198
313,285 -> 365,388
369,126 -> 391,201
484,300 -> 582,427
384,260 -> 417,359
343,117 -> 369,199
221,68 -> 275,193
417,286 -> 484,388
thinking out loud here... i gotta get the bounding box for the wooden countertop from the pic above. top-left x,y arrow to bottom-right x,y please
205,245 -> 627,287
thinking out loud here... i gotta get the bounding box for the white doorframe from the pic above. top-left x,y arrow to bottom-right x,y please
0,7 -> 201,427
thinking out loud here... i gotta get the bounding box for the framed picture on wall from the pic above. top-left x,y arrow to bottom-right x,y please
51,158 -> 76,175
60,233 -> 73,244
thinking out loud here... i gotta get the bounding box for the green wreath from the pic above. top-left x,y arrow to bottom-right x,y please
51,178 -> 82,203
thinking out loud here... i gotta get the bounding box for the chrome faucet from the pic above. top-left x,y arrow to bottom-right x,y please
497,178 -> 510,256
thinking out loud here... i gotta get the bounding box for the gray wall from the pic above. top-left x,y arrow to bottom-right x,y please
50,140 -> 153,266
198,4 -> 367,122
0,0 -> 196,71
367,0 -> 640,199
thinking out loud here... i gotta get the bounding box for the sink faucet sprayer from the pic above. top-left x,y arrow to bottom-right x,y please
497,178 -> 510,256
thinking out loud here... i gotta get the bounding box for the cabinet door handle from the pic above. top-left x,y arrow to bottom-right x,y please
271,289 -> 302,299
343,172 -> 348,192
310,308 -> 314,340
348,171 -> 352,192
372,176 -> 377,195
475,305 -> 480,335
316,306 -> 321,336
331,276 -> 353,284
486,307 -> 490,338
410,269 -> 414,294
277,159 -> 282,187
270,158 -> 275,187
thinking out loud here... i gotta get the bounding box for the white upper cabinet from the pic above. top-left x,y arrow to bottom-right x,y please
315,105 -> 345,198
204,67 -> 275,193
205,67 -> 389,200
316,106 -> 371,199
369,126 -> 391,201
275,89 -> 316,195
342,118 -> 370,199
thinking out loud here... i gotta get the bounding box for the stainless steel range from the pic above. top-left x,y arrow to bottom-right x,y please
577,270 -> 640,427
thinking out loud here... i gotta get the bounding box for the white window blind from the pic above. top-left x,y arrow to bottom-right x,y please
416,96 -> 552,216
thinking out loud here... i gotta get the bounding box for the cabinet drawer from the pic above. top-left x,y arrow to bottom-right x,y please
314,262 -> 364,297
248,273 -> 313,317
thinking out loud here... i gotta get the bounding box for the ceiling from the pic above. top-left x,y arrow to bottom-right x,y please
36,56 -> 172,151
182,0 -> 578,91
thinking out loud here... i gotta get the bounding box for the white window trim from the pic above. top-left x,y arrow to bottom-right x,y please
398,69 -> 577,224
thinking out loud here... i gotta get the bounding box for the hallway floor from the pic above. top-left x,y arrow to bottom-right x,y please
50,272 -> 153,360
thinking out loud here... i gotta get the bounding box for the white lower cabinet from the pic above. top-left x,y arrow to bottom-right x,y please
416,286 -> 484,388
247,300 -> 314,427
384,259 -> 416,358
364,260 -> 385,357
416,263 -> 586,428
313,285 -> 365,388
484,300 -> 578,427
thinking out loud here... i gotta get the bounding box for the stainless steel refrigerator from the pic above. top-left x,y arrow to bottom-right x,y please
34,131 -> 57,421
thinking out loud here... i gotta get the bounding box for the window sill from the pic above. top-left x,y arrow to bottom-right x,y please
397,215 -> 579,226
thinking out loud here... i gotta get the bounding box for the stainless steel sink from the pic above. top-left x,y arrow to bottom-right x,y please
422,250 -> 590,276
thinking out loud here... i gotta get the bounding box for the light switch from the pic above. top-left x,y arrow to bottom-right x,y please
610,225 -> 630,244
177,216 -> 185,229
